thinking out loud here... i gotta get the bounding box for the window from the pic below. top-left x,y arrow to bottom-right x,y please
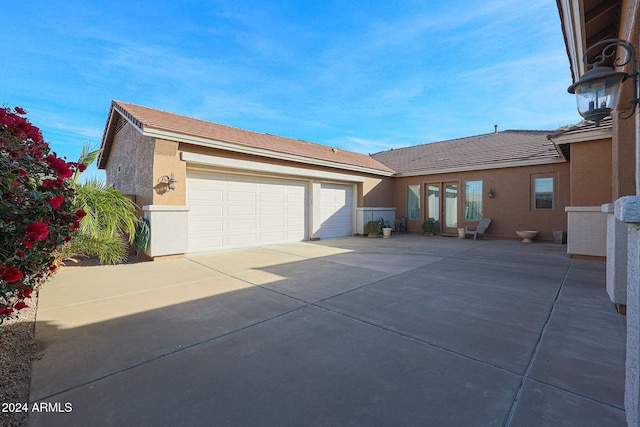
407,185 -> 421,219
427,184 -> 440,224
464,180 -> 483,220
534,177 -> 554,209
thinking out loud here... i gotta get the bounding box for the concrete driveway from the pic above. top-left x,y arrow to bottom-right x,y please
29,236 -> 626,426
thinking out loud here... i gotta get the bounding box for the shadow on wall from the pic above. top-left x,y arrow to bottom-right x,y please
363,178 -> 394,207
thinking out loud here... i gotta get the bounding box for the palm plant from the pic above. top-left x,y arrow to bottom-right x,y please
57,144 -> 138,265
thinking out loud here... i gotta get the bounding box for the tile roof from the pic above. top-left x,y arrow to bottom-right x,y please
371,130 -> 563,175
546,116 -> 613,139
100,100 -> 394,175
546,116 -> 613,160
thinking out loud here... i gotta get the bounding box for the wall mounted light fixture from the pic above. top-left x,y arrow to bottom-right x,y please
488,188 -> 495,199
159,173 -> 178,191
568,38 -> 639,126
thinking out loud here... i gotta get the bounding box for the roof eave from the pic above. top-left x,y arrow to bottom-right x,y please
97,104 -> 118,169
98,101 -> 146,170
98,101 -> 394,176
144,126 -> 395,177
393,157 -> 566,177
557,0 -> 587,83
549,126 -> 613,145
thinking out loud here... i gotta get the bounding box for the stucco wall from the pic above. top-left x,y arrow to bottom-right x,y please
152,139 -> 186,206
393,163 -> 570,240
104,122 -> 155,207
362,176 -> 394,207
613,116 -> 637,198
566,206 -> 606,257
613,2 -> 639,197
570,139 -> 612,206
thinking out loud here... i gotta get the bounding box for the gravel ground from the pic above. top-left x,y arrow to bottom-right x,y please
0,292 -> 41,427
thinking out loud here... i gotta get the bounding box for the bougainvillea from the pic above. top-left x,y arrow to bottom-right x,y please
0,106 -> 85,333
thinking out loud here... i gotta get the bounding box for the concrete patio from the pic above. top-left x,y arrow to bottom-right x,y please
29,235 -> 626,426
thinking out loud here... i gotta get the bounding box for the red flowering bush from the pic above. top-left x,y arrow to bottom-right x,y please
0,106 -> 85,331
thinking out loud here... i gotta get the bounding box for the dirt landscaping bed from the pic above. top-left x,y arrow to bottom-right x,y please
0,293 -> 41,427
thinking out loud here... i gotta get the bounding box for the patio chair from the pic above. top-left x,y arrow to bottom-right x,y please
397,216 -> 408,234
465,218 -> 491,240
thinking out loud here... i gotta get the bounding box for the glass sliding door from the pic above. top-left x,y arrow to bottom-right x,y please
443,183 -> 458,233
427,184 -> 440,232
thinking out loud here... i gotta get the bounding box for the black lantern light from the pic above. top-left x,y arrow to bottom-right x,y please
568,39 -> 639,126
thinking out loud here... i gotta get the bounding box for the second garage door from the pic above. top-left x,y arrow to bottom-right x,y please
317,183 -> 353,239
187,170 -> 307,253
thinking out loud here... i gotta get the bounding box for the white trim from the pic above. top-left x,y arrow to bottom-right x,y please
111,104 -> 144,134
558,0 -> 586,81
142,205 -> 191,212
145,127 -> 393,177
181,151 -> 366,183
565,205 -> 604,212
394,157 -> 565,177
549,127 -> 612,144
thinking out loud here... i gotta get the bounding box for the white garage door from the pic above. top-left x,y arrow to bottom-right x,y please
187,170 -> 307,253
317,183 -> 353,239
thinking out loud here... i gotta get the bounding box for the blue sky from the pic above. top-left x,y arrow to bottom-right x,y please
1,0 -> 580,179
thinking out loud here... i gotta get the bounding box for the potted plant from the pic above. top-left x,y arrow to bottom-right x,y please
365,220 -> 382,237
382,220 -> 392,238
421,219 -> 436,236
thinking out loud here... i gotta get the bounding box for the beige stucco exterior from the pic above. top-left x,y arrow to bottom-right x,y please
151,139 -> 185,206
393,163 -> 570,241
106,133 -> 395,211
104,122 -> 155,207
103,119 -> 396,258
105,123 -> 393,212
362,176 -> 394,207
569,139 -> 612,206
613,116 -> 637,198
565,137 -> 612,259
105,121 -> 569,244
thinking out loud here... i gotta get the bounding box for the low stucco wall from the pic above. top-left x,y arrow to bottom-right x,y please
357,207 -> 396,234
143,205 -> 190,257
565,206 -> 606,257
602,203 -> 627,306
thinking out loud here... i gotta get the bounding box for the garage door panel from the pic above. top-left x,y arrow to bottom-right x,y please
190,189 -> 223,202
317,184 -> 353,239
187,171 -> 307,252
227,205 -> 257,216
227,191 -> 256,202
260,231 -> 286,241
261,218 -> 284,227
227,218 -> 257,230
228,234 -> 257,247
260,193 -> 285,203
287,205 -> 306,214
287,193 -> 305,202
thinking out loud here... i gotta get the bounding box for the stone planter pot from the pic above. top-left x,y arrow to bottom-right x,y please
382,227 -> 392,238
457,228 -> 465,238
